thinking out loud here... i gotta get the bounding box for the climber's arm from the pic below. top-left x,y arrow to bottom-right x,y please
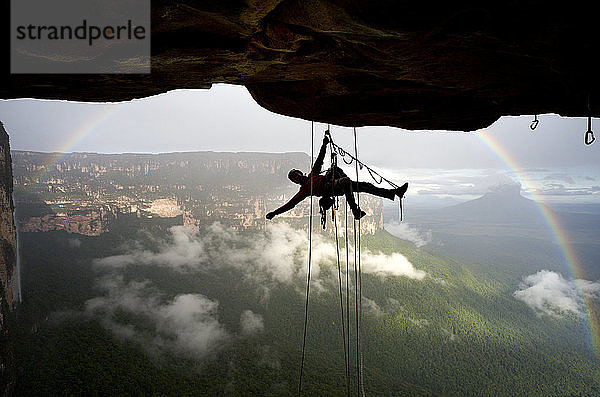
266,188 -> 308,219
310,134 -> 330,176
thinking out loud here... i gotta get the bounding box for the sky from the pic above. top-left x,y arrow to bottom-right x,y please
1,83 -> 599,204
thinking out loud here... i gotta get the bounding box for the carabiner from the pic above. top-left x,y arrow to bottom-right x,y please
530,115 -> 539,130
585,129 -> 595,145
585,116 -> 595,145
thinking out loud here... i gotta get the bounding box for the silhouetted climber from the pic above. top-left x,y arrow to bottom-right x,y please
266,134 -> 408,220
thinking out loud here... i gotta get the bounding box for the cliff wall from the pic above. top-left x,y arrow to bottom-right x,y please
0,122 -> 18,395
12,151 -> 385,235
2,1 -> 599,130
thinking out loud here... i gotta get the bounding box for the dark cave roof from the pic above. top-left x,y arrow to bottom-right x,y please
2,1 -> 599,131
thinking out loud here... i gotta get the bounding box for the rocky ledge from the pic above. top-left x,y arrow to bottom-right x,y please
2,1 -> 600,131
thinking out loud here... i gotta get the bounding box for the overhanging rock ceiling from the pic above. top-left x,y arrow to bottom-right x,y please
2,0 -> 599,131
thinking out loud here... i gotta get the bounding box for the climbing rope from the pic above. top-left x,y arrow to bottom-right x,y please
303,126 -> 406,396
328,128 -> 351,396
329,136 -> 405,223
353,127 -> 366,397
398,199 -> 404,222
333,172 -> 350,397
350,178 -> 360,396
298,121 -> 315,396
337,146 -> 355,165
344,197 -> 351,396
329,140 -> 400,190
326,127 -> 367,396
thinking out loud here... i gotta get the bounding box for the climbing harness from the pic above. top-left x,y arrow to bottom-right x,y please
319,130 -> 338,229
320,132 -> 406,223
319,196 -> 334,229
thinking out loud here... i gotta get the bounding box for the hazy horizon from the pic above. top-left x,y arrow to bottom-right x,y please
2,84 -> 599,204
6,86 -> 600,396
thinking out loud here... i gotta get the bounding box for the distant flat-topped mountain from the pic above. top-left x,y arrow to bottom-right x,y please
440,184 -> 546,226
407,184 -> 554,242
402,184 -> 600,279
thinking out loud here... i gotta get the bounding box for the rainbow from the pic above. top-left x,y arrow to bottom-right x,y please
28,105 -> 122,188
475,129 -> 600,360
23,108 -> 600,358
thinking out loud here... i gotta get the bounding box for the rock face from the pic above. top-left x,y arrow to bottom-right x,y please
12,150 -> 385,235
0,122 -> 17,395
18,212 -> 109,236
2,1 -> 600,130
0,124 -> 17,315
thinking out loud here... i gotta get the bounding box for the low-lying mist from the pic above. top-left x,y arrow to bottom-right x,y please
84,222 -> 427,360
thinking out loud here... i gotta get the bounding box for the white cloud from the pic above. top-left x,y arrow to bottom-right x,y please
384,221 -> 431,247
404,169 -> 518,198
575,279 -> 600,298
543,173 -> 575,185
95,222 -> 428,286
249,222 -> 323,285
85,275 -> 228,359
362,297 -> 384,317
514,270 -> 600,317
93,225 -> 212,270
360,251 -> 427,279
240,310 -> 264,335
86,222 -> 427,358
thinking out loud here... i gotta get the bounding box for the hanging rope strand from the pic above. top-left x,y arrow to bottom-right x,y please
338,147 -> 354,165
398,197 -> 403,222
329,134 -> 406,224
298,121 -> 315,397
366,167 -> 384,184
351,182 -> 360,396
344,197 -> 351,396
330,140 -> 399,189
334,199 -> 350,396
353,127 -> 366,397
329,128 -> 350,396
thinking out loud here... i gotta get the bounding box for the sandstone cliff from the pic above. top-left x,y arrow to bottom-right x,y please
0,121 -> 17,395
2,1 -> 599,130
13,151 -> 385,235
